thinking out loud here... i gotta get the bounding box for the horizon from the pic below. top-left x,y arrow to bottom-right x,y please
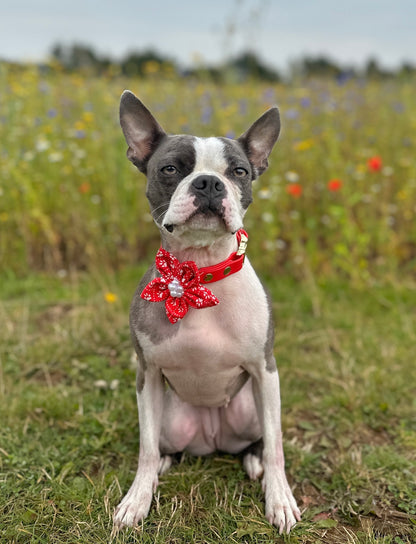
0,0 -> 415,73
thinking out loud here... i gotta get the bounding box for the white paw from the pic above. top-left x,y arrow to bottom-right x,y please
114,488 -> 153,527
243,453 -> 264,480
158,455 -> 172,475
263,478 -> 301,534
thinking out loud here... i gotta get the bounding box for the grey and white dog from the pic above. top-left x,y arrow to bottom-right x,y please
114,91 -> 301,534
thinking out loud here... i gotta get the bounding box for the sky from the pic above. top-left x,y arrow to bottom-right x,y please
1,0 -> 415,72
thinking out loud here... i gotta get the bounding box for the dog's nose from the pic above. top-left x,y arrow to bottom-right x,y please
191,175 -> 226,199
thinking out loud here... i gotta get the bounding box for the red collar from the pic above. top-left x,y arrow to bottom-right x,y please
141,229 -> 248,323
198,229 -> 248,284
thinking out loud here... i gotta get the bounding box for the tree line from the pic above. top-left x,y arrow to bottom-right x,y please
47,43 -> 416,81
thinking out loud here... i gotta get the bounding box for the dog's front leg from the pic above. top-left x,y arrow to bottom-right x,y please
252,360 -> 301,534
114,363 -> 164,527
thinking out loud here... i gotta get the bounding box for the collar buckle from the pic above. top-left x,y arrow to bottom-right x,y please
236,232 -> 248,256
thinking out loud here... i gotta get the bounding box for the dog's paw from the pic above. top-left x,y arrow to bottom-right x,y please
158,455 -> 172,475
263,478 -> 301,534
243,452 -> 264,480
113,489 -> 153,528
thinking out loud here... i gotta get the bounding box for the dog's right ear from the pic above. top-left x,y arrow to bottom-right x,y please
119,90 -> 166,172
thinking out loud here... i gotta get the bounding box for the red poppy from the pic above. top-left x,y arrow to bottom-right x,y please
286,184 -> 303,198
78,182 -> 91,194
367,156 -> 382,172
327,179 -> 343,191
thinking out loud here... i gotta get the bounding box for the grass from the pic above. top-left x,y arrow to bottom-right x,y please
1,269 -> 415,543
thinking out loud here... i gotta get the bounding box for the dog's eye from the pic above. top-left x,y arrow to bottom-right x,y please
161,165 -> 178,175
234,167 -> 248,177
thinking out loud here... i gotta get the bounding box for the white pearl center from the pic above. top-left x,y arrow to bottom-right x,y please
168,278 -> 184,298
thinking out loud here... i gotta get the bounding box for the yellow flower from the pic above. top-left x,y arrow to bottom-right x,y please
397,190 -> 408,201
104,292 -> 118,304
293,139 -> 314,151
82,111 -> 94,124
74,120 -> 86,131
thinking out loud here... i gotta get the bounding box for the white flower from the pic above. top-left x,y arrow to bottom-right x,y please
35,138 -> 50,152
258,188 -> 271,199
261,212 -> 274,223
23,151 -> 35,161
91,195 -> 101,205
285,171 -> 299,183
48,152 -> 63,163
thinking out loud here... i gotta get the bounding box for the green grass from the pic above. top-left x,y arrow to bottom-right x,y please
1,269 -> 415,543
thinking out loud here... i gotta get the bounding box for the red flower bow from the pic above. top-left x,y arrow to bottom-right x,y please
141,248 -> 219,323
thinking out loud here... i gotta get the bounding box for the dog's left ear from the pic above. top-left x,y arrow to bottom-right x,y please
120,90 -> 166,172
237,107 -> 280,176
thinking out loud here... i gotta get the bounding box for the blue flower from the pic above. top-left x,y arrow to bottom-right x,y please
285,108 -> 299,120
201,106 -> 213,124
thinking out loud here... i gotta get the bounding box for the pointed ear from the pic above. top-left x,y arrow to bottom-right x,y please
119,90 -> 166,172
237,107 -> 280,177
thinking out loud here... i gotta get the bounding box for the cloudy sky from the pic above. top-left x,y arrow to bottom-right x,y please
1,0 -> 415,71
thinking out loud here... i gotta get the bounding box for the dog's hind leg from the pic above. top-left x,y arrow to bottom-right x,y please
243,439 -> 264,480
158,455 -> 172,475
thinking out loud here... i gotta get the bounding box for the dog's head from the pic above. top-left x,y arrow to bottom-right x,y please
120,91 -> 280,246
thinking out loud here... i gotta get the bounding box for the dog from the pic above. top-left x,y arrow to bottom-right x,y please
114,91 -> 301,534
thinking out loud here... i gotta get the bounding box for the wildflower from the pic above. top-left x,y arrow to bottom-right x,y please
382,166 -> 394,177
78,182 -> 91,194
397,190 -> 408,201
91,194 -> 101,205
285,108 -> 299,120
293,139 -> 314,152
262,212 -> 274,223
239,99 -> 248,115
104,292 -> 118,304
258,188 -> 272,199
327,179 -> 343,191
368,156 -> 382,172
300,96 -> 311,108
262,88 -> 276,104
82,111 -> 94,124
110,379 -> 119,391
286,184 -> 302,198
285,171 -> 300,183
74,120 -> 86,131
48,152 -> 63,163
201,106 -> 213,124
35,138 -> 50,152
23,151 -> 35,161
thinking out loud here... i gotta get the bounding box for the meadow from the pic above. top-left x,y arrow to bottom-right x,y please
0,63 -> 415,543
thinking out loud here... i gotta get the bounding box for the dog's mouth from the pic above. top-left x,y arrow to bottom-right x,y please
164,209 -> 225,234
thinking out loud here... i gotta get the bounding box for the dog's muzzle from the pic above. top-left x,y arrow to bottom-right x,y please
190,175 -> 226,216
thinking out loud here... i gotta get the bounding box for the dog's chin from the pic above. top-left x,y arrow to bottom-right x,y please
162,212 -> 237,246
187,212 -> 226,231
